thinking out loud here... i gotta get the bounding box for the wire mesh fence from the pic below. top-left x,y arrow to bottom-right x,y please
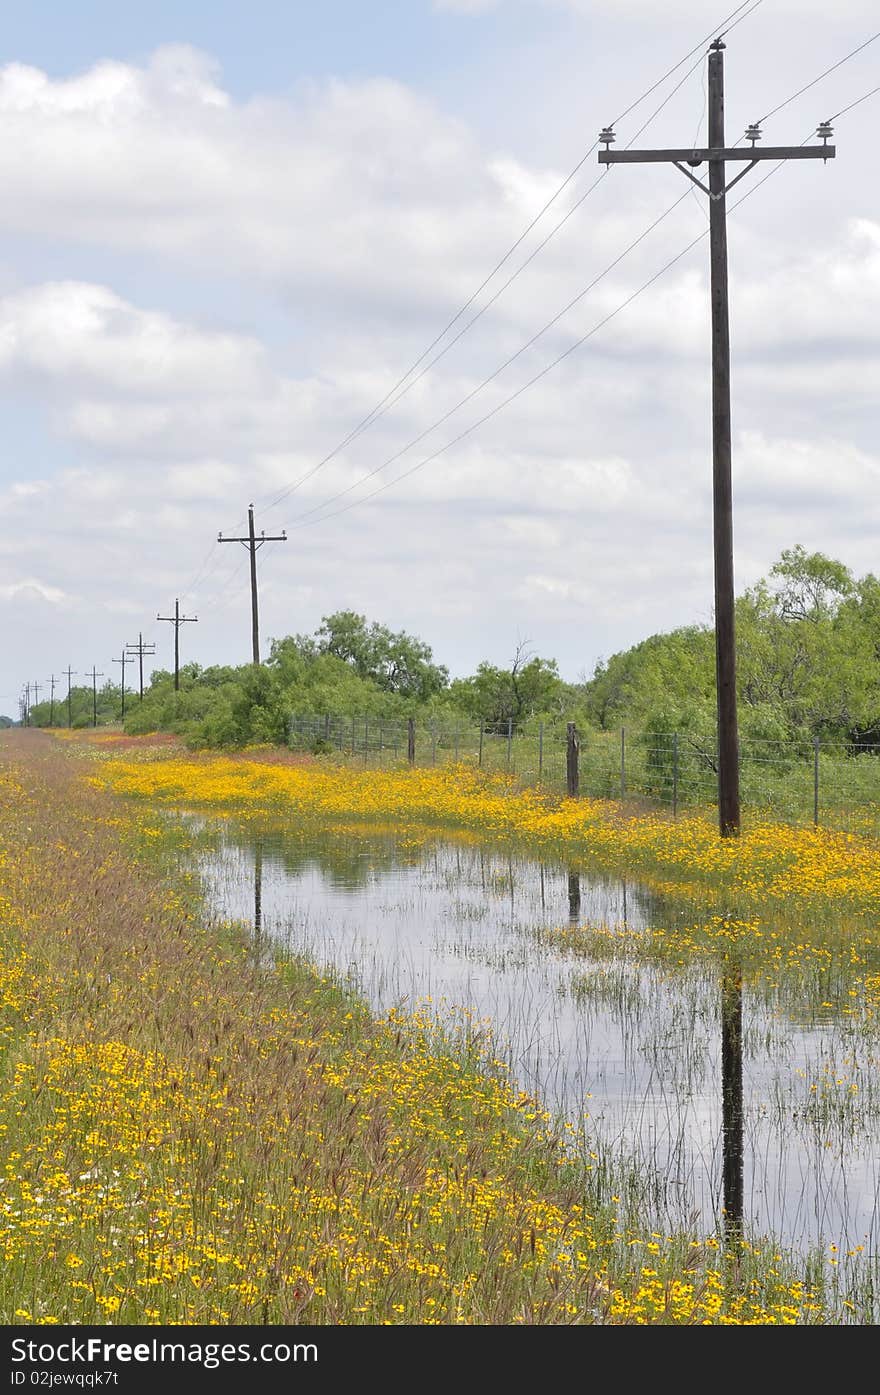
287,714 -> 880,833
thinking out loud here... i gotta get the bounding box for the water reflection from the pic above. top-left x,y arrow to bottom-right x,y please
192,815 -> 880,1268
721,961 -> 744,1240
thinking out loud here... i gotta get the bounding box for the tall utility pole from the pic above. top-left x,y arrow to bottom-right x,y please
599,38 -> 835,836
218,504 -> 287,664
32,682 -> 41,720
156,599 -> 198,691
112,649 -> 133,720
64,666 -> 76,729
22,683 -> 30,727
86,666 -> 104,728
47,674 -> 58,727
125,632 -> 156,701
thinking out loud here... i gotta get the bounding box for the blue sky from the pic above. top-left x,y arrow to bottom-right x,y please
1,0 -> 879,712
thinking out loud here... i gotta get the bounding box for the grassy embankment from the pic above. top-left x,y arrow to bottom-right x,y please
1,730 -> 864,1324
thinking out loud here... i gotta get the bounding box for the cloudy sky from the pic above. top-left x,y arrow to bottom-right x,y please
2,0 -> 879,713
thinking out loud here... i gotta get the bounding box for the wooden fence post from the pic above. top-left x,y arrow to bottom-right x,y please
407,716 -> 416,765
566,721 -> 579,798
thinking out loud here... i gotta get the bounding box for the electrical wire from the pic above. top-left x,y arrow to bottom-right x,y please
263,51 -> 708,518
755,30 -> 880,125
284,124 -> 835,535
251,1 -> 760,517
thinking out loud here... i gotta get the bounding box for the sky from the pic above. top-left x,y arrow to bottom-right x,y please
2,0 -> 879,715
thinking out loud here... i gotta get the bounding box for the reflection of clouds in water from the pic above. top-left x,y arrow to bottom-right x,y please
191,816 -> 880,1261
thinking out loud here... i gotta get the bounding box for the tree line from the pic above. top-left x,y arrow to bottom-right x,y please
22,546 -> 880,752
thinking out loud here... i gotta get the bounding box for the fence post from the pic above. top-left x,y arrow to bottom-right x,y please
507,717 -> 513,768
478,719 -> 484,767
620,726 -> 626,800
566,721 -> 579,797
431,724 -> 437,766
813,736 -> 820,827
351,714 -> 356,756
364,716 -> 369,766
454,727 -> 459,763
407,716 -> 415,765
538,722 -> 544,781
673,732 -> 679,819
324,713 -> 331,745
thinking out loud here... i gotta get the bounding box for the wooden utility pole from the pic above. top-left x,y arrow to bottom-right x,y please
125,632 -> 156,701
599,38 -> 835,836
86,666 -> 104,728
113,649 -> 134,719
157,599 -> 198,691
32,681 -> 41,719
63,666 -> 76,729
46,674 -> 58,727
218,504 -> 287,664
22,683 -> 30,727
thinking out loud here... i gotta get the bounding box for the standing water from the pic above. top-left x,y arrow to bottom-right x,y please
191,814 -> 880,1268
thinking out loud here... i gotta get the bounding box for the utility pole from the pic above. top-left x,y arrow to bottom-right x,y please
218,504 -> 287,664
125,632 -> 156,701
112,649 -> 133,720
22,683 -> 30,727
64,666 -> 76,729
47,674 -> 58,727
32,681 -> 41,722
86,666 -> 104,728
599,38 -> 835,836
157,599 -> 198,691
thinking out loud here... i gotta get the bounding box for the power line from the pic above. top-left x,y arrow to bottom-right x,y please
755,30 -> 880,125
283,142 -> 806,535
252,1 -> 761,519
283,188 -> 693,528
273,37 -> 880,537
261,49 -> 709,518
827,82 -> 880,122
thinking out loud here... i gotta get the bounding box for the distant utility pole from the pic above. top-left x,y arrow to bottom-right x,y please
64,666 -> 76,729
218,504 -> 287,664
599,38 -> 835,837
22,683 -> 30,727
125,632 -> 157,701
112,648 -> 133,720
47,674 -> 58,727
32,681 -> 41,720
156,599 -> 198,691
86,665 -> 104,728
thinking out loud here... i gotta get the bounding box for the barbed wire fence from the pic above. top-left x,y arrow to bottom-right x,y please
288,714 -> 880,834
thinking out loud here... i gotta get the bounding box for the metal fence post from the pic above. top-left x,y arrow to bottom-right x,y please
538,722 -> 544,781
364,716 -> 369,766
478,719 -> 484,767
673,732 -> 679,819
407,716 -> 415,765
620,726 -> 626,800
814,736 -> 820,827
566,721 -> 579,798
507,717 -> 513,768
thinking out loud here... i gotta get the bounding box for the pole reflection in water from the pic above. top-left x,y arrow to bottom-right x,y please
568,871 -> 581,925
253,840 -> 263,964
622,877 -> 628,930
721,958 -> 744,1240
